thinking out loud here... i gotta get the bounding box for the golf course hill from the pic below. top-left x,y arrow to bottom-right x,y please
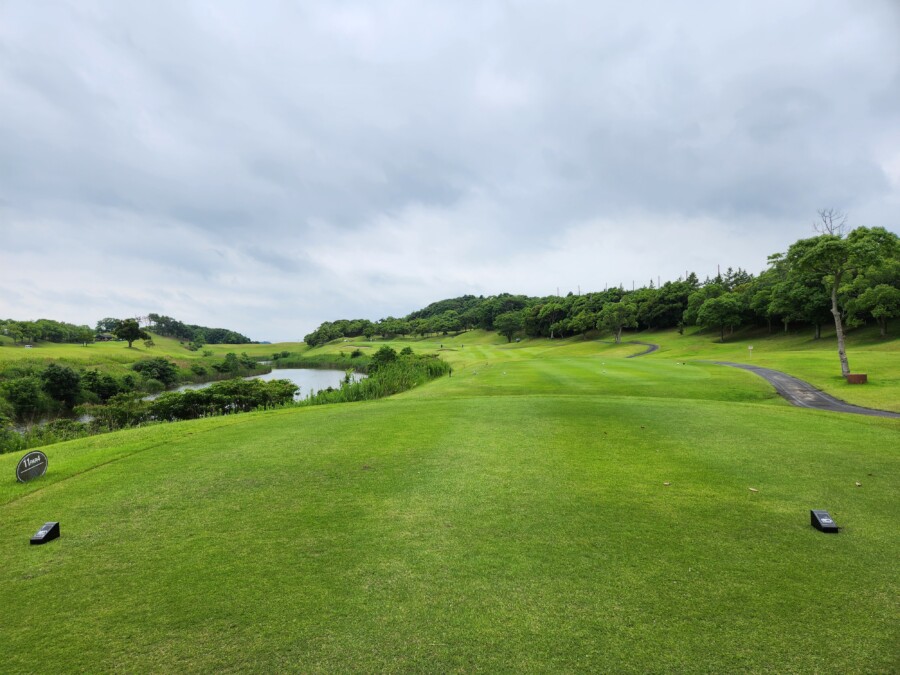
1,326 -> 897,672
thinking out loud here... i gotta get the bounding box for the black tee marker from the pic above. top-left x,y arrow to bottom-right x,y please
30,522 -> 60,545
810,510 -> 839,533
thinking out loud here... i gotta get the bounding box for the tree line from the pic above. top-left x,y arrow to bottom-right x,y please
0,318 -> 95,345
303,222 -> 899,355
94,314 -> 252,345
1,315 -> 252,347
142,314 -> 252,345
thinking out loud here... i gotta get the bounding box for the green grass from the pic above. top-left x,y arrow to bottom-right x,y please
0,329 -> 897,672
0,334 -> 308,371
646,325 -> 900,412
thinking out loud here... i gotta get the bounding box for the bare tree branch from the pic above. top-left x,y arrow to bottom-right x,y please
814,208 -> 848,236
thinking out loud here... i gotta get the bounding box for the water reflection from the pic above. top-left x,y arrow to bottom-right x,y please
147,368 -> 364,401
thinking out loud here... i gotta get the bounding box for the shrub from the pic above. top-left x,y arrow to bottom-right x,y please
369,346 -> 398,373
41,363 -> 81,407
3,376 -> 52,420
132,358 -> 180,388
80,393 -> 149,430
143,378 -> 165,394
81,370 -> 122,402
149,378 -> 298,422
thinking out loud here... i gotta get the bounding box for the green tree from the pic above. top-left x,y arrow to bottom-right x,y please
769,275 -> 831,338
494,311 -> 524,342
569,310 -> 598,339
3,377 -> 47,419
747,267 -> 780,333
370,345 -> 397,372
786,219 -> 899,377
75,326 -> 95,345
851,284 -> 900,337
597,301 -> 637,343
81,370 -> 121,402
115,319 -> 150,348
132,358 -> 180,387
211,353 -> 242,375
697,293 -> 744,342
843,255 -> 900,338
95,317 -> 122,333
41,363 -> 82,407
683,283 -> 725,326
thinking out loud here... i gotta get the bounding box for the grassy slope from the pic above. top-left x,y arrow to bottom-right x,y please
0,330 -> 897,672
0,334 -> 308,370
648,325 -> 900,412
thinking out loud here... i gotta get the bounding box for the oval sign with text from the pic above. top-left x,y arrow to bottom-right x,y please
16,451 -> 48,483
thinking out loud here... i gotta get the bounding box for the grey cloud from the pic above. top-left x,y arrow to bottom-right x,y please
1,1 -> 898,339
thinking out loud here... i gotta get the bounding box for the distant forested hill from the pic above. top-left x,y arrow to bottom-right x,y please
304,226 -> 899,346
145,314 -> 252,344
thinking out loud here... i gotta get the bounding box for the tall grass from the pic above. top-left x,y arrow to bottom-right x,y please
0,418 -> 94,455
300,354 -> 449,405
274,352 -> 372,372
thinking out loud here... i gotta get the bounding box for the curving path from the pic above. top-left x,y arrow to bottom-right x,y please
597,340 -> 660,357
712,361 -> 900,418
625,341 -> 660,358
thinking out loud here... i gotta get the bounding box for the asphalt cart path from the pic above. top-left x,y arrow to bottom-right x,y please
597,340 -> 660,357
625,341 -> 660,358
712,361 -> 900,418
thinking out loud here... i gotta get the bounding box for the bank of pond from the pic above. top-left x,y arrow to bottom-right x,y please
0,347 -> 448,455
143,367 -> 365,401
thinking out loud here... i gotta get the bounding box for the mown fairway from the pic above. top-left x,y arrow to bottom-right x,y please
1,331 -> 897,672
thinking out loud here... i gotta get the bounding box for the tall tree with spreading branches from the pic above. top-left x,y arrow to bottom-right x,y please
786,210 -> 898,377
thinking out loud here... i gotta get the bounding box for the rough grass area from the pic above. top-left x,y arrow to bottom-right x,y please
0,334 -> 307,370
0,330 -> 897,672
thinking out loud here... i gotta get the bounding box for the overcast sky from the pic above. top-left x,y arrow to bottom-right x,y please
1,1 -> 898,341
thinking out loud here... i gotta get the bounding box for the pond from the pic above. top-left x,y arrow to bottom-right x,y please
147,368 -> 365,401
